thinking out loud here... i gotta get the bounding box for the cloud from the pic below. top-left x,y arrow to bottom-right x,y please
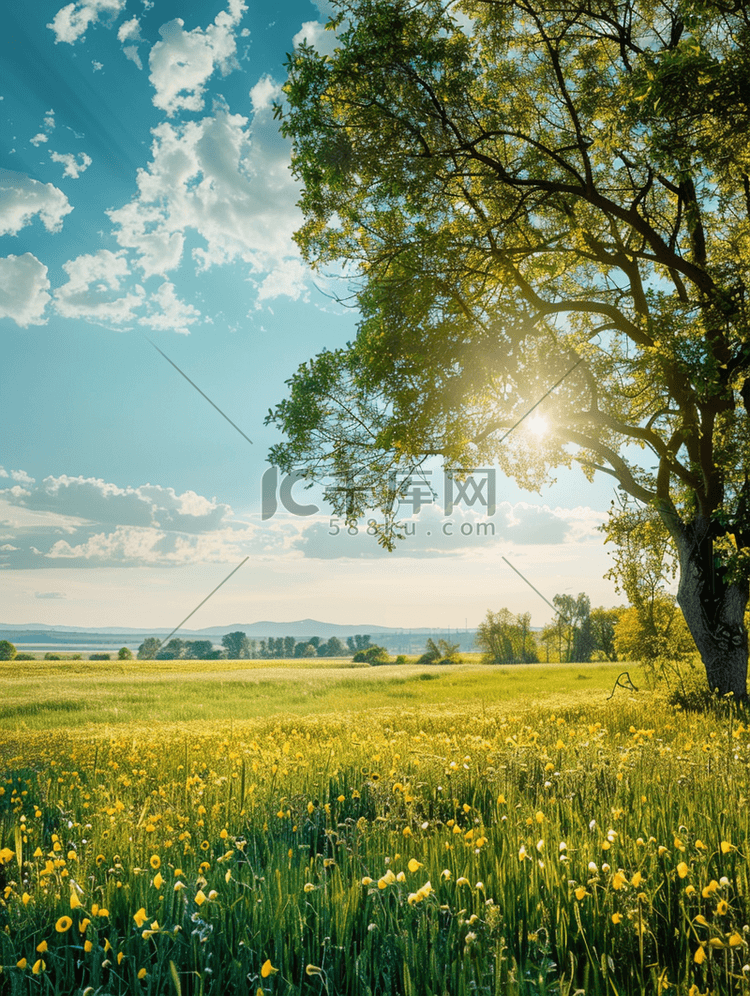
0,254 -> 51,327
47,0 -> 126,44
255,258 -> 309,304
9,470 -> 35,485
30,134 -> 48,147
0,465 -> 607,573
148,0 -> 247,117
503,502 -> 571,544
118,15 -> 144,68
54,249 -> 145,326
0,171 -> 73,236
249,74 -> 281,113
0,474 -> 259,568
35,591 -> 67,598
292,20 -> 339,57
41,525 -> 249,566
107,103 -> 306,301
310,0 -> 337,18
139,280 -> 201,334
1,474 -> 233,532
50,151 -> 92,179
0,469 -> 297,569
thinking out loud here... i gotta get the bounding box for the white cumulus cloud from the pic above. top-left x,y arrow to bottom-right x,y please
54,249 -> 145,326
47,0 -> 126,44
107,103 -> 307,301
30,133 -> 48,147
0,472 -> 278,568
292,20 -> 339,57
0,254 -> 51,327
148,0 -> 247,117
139,280 -> 201,335
50,151 -> 93,179
249,74 -> 281,112
0,171 -> 73,236
117,15 -> 145,68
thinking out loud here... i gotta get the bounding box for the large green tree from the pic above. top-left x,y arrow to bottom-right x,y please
476,608 -> 538,664
269,0 -> 750,697
221,631 -> 251,660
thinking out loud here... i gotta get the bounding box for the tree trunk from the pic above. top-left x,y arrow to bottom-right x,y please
672,519 -> 749,700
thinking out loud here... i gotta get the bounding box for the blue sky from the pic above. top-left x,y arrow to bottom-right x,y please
0,0 -> 624,631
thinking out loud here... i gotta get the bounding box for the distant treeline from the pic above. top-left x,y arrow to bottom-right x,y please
136,633 -> 373,660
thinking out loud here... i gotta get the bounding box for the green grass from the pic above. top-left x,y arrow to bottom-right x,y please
0,659 -> 628,730
3,659 -> 749,995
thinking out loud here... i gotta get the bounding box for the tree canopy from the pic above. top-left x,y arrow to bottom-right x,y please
269,0 -> 750,696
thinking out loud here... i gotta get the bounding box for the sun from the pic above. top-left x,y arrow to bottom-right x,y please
525,413 -> 549,438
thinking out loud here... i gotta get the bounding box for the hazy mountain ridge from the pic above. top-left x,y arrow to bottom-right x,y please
0,619 -> 478,642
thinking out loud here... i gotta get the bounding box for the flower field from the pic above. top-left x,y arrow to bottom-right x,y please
1,662 -> 750,994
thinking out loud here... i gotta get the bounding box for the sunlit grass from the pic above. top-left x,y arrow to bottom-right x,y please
1,660 -> 625,730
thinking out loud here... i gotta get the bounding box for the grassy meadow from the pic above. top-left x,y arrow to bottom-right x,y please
1,658 -> 749,995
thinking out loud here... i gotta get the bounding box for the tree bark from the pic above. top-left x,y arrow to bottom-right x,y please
672,519 -> 749,701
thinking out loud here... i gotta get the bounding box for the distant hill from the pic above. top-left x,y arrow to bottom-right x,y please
0,618 -> 459,638
0,619 -> 485,653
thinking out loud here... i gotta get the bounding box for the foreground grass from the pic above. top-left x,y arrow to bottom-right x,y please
0,659 -> 625,730
1,662 -> 749,995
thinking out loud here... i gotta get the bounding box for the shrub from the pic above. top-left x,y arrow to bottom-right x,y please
394,655 -> 407,665
0,640 -> 17,661
44,652 -> 63,660
353,645 -> 391,665
15,652 -> 36,661
643,654 -> 713,711
118,647 -> 134,660
90,653 -> 111,661
415,638 -> 463,666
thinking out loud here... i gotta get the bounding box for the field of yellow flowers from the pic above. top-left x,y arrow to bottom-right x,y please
1,661 -> 750,995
